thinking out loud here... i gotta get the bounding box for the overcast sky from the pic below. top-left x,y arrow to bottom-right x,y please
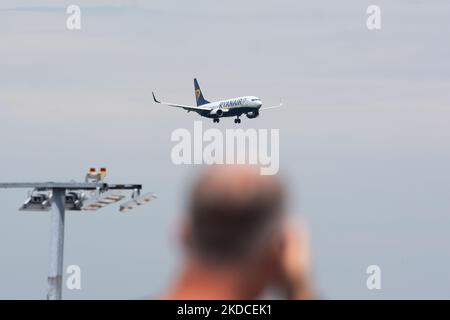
0,0 -> 449,299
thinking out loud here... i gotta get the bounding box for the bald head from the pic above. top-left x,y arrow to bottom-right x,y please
187,165 -> 286,263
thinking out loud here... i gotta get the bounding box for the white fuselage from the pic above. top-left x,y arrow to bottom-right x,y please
205,96 -> 262,111
199,96 -> 262,119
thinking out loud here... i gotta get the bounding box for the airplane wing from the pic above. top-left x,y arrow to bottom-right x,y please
152,92 -> 211,112
260,103 -> 283,111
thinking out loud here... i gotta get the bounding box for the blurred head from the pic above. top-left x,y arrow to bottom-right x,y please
181,165 -> 287,297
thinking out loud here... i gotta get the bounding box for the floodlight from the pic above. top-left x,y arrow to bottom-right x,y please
119,192 -> 157,213
19,192 -> 52,212
82,191 -> 125,211
64,192 -> 84,211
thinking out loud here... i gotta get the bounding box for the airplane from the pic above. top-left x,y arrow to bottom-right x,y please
152,78 -> 282,123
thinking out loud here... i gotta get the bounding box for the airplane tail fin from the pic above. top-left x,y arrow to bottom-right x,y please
194,78 -> 210,106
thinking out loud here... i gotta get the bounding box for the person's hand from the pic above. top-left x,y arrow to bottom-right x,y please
276,220 -> 316,299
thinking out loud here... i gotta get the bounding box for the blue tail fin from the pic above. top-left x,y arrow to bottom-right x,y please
194,78 -> 210,106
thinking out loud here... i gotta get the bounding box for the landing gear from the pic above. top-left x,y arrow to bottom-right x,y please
234,118 -> 241,124
213,118 -> 220,123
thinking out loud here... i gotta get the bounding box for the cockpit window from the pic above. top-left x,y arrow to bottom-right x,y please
251,98 -> 261,101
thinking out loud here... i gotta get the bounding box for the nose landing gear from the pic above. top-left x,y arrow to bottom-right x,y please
234,118 -> 241,124
213,118 -> 220,123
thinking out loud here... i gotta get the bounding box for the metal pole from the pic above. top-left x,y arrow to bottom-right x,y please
47,188 -> 65,300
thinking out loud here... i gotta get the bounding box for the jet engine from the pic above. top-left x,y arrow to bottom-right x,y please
210,108 -> 224,117
246,110 -> 259,119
